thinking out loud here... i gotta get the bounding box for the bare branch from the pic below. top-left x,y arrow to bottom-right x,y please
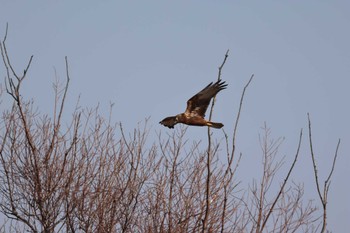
208,49 -> 229,123
232,74 -> 254,156
325,139 -> 340,185
1,25 -> 36,155
307,113 -> 341,233
225,73 -> 254,176
203,50 -> 229,232
307,113 -> 323,204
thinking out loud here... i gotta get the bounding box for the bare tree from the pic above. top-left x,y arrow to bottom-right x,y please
1,24 -> 78,232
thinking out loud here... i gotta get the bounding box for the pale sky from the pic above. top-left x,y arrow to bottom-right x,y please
1,1 -> 349,232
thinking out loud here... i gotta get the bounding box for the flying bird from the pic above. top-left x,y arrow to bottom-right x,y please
159,79 -> 227,129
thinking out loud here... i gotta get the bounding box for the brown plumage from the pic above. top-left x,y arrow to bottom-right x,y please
159,79 -> 227,129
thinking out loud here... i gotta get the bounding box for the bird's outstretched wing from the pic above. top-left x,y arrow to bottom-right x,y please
185,79 -> 227,117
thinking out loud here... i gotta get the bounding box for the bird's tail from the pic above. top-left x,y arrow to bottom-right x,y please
206,121 -> 224,129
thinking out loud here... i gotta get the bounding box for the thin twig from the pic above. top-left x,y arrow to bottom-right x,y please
208,49 -> 229,122
232,74 -> 254,155
227,74 -> 254,175
307,113 -> 323,203
325,139 -> 340,184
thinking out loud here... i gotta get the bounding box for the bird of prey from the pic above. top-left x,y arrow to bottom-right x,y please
159,79 -> 227,129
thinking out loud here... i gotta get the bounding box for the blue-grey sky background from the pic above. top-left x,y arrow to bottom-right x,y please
1,1 -> 349,232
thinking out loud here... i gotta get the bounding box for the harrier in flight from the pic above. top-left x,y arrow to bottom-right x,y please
159,79 -> 227,129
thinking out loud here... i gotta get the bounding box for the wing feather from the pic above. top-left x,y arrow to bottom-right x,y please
185,79 -> 227,117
